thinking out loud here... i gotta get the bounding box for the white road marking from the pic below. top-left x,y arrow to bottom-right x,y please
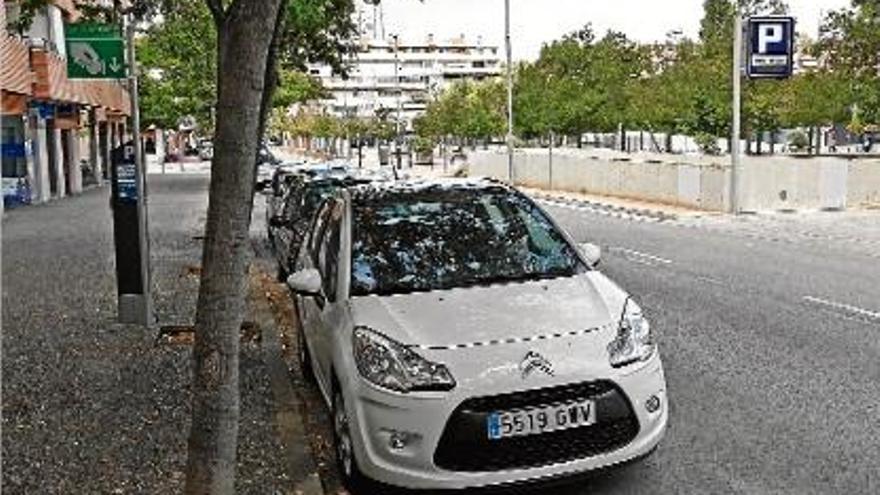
610,247 -> 673,265
803,296 -> 880,322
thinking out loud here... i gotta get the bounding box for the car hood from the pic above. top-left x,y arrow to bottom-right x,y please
350,272 -> 628,348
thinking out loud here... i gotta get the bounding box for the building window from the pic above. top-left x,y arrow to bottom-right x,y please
473,61 -> 485,68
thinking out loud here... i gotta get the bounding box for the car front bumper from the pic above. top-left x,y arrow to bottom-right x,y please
341,352 -> 668,490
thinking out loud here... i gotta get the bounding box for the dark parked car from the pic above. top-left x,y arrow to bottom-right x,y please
268,175 -> 373,281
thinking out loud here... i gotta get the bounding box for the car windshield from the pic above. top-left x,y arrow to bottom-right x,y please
351,186 -> 586,296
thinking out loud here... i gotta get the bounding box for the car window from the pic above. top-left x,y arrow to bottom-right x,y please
308,201 -> 333,264
317,202 -> 343,302
283,187 -> 304,222
350,187 -> 585,296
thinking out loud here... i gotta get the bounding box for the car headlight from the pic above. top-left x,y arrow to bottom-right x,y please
607,298 -> 656,368
353,326 -> 456,393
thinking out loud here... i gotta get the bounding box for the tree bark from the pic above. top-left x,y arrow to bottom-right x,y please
185,1 -> 285,493
255,9 -> 288,173
808,126 -> 815,155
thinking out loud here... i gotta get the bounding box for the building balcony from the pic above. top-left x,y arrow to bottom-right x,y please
441,66 -> 502,77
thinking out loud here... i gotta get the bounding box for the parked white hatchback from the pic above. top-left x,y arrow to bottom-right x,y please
287,178 -> 668,491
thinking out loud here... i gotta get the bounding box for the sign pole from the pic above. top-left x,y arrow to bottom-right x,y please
505,0 -> 514,183
730,10 -> 743,215
121,13 -> 152,325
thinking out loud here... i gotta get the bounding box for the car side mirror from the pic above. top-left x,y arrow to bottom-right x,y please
286,268 -> 323,296
579,242 -> 601,266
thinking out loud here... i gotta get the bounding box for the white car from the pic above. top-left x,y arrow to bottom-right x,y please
287,178 -> 668,491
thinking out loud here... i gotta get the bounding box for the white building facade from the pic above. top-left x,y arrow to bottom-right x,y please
307,33 -> 502,130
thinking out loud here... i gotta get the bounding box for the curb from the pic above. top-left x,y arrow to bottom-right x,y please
251,271 -> 325,495
533,192 -> 681,222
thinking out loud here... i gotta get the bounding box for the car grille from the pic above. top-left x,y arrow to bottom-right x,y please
433,381 -> 639,472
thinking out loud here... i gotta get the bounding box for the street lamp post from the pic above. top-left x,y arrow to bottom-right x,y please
730,8 -> 743,214
505,0 -> 514,183
393,34 -> 403,171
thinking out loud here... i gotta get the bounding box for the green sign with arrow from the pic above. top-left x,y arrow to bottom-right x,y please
65,22 -> 126,79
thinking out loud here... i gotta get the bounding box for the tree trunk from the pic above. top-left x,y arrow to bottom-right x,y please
186,1 -> 285,493
256,10 -> 287,163
808,126 -> 815,155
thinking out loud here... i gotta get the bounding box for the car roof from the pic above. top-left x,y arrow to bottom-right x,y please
348,177 -> 510,202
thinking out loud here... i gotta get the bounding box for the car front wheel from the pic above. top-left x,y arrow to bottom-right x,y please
333,388 -> 365,492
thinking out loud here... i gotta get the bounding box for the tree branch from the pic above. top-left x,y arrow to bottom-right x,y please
205,0 -> 225,25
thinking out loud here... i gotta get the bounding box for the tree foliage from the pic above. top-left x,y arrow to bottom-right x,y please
136,0 -> 357,133
420,0 -> 879,153
137,1 -> 216,130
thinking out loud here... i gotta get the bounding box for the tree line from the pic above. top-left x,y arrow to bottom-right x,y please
415,0 -> 880,154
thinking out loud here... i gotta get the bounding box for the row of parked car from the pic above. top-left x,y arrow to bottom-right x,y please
259,158 -> 668,493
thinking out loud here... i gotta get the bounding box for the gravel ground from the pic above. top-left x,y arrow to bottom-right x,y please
2,174 -> 289,493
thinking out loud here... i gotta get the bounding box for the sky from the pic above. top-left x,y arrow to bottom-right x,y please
372,0 -> 851,60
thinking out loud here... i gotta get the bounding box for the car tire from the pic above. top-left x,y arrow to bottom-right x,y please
332,388 -> 366,493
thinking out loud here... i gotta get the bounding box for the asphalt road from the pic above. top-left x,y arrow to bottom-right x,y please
535,202 -> 880,495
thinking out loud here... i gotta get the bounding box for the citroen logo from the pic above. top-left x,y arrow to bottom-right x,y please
519,351 -> 554,379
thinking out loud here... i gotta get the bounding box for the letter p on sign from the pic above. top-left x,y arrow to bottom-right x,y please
758,24 -> 783,54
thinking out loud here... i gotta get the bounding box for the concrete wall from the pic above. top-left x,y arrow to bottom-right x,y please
468,148 -> 880,212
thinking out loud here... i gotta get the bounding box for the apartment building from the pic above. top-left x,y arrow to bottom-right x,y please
307,33 -> 502,130
1,0 -> 131,209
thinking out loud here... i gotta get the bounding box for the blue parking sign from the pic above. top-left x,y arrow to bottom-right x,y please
747,17 -> 795,79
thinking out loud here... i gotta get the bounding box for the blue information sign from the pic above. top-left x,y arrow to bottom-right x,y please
747,17 -> 795,79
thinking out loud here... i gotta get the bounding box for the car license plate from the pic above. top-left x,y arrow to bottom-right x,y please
486,400 -> 596,440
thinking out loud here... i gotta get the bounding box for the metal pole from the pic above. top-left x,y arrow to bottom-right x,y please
548,131 -> 553,190
505,0 -> 514,183
393,34 -> 403,171
357,133 -> 363,168
730,10 -> 743,214
127,12 -> 152,325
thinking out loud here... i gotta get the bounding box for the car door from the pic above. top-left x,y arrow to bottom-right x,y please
310,200 -> 346,389
273,191 -> 299,267
297,201 -> 334,390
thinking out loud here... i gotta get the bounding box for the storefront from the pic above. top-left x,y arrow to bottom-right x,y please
1,108 -> 31,208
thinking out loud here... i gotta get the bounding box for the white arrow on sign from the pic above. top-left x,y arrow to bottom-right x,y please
108,57 -> 122,74
69,42 -> 105,75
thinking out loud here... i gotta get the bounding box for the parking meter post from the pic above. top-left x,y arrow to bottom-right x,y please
108,13 -> 152,326
110,141 -> 152,325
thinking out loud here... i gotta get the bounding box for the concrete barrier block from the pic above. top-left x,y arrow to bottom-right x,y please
847,160 -> 880,207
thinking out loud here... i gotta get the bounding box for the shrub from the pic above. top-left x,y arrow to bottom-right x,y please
787,130 -> 809,151
695,132 -> 721,155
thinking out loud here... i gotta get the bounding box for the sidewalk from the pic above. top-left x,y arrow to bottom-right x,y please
1,175 -> 292,493
145,154 -> 212,174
